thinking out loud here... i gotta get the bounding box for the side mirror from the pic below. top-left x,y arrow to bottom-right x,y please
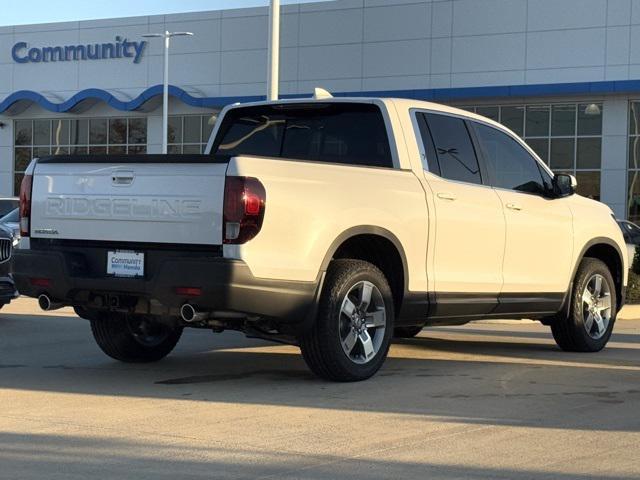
553,173 -> 577,198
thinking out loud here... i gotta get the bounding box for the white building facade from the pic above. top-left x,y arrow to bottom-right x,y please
2,0 -> 640,221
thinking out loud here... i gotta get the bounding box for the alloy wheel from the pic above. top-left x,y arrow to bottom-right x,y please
581,274 -> 612,340
339,280 -> 387,364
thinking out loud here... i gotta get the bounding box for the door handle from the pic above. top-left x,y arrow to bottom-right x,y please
506,203 -> 522,211
437,192 -> 457,201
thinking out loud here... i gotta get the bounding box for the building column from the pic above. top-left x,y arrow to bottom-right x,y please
601,97 -> 629,218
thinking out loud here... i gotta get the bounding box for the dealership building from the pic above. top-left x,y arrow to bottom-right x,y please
2,0 -> 640,220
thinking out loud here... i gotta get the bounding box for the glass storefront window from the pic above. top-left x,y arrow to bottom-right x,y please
628,171 -> 640,223
89,119 -> 107,144
525,105 -> 550,137
14,120 -> 32,146
52,119 -> 70,152
576,138 -> 601,169
109,118 -> 127,145
629,102 -> 640,222
14,147 -> 32,172
550,138 -> 574,170
630,137 -> 640,169
128,118 -> 147,144
475,106 -> 499,122
12,117 -> 148,194
168,116 -> 182,144
33,120 -> 51,146
167,113 -> 219,154
575,171 -> 601,201
70,119 -> 88,145
526,138 -> 549,163
551,104 -> 576,136
184,116 -> 201,144
203,114 -> 216,140
500,106 -> 524,136
578,103 -> 603,136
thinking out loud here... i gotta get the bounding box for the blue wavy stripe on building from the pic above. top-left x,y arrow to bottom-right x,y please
2,80 -> 640,113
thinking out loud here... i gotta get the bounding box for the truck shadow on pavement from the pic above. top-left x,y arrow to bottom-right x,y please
1,312 -> 640,434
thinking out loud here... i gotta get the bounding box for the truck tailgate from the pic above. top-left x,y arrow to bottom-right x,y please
30,162 -> 226,245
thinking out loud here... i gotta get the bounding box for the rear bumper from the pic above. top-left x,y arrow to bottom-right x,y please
12,246 -> 320,326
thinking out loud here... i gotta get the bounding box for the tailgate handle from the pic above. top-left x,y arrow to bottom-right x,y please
112,171 -> 134,186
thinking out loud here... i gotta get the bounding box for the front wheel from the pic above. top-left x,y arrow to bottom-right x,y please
90,313 -> 182,363
300,259 -> 394,382
550,258 -> 617,352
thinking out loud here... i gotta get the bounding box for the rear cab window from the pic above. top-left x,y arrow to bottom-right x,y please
212,103 -> 393,168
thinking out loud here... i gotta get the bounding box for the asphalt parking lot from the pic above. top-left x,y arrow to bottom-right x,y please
1,298 -> 640,480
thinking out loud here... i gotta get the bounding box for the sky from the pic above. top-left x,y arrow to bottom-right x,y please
0,0 -> 330,26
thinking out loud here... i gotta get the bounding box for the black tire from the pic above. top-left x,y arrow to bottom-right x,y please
74,306 -> 100,321
393,325 -> 423,338
90,313 -> 182,363
300,259 -> 394,382
551,257 -> 617,352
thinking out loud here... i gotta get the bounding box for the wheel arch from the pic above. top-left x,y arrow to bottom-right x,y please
574,237 -> 625,311
319,226 -> 428,326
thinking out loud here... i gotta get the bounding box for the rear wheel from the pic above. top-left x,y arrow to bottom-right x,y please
90,313 -> 182,363
551,258 -> 616,352
300,259 -> 394,382
393,325 -> 423,338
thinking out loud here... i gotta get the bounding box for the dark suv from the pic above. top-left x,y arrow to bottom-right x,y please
0,225 -> 18,309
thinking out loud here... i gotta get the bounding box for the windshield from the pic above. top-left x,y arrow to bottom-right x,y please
0,208 -> 18,224
0,200 -> 18,217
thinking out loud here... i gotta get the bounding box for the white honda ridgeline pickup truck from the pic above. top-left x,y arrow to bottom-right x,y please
13,94 -> 627,382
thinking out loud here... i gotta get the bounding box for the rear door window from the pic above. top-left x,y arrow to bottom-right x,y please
212,103 -> 393,168
423,113 -> 482,185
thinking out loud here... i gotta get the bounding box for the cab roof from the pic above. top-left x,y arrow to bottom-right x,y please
222,95 -> 506,132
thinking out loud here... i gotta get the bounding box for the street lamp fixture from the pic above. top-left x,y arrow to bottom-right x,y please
143,31 -> 194,154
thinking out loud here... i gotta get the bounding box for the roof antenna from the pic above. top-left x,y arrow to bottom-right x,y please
313,87 -> 333,100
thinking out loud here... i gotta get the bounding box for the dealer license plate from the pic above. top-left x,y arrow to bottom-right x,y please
107,250 -> 144,278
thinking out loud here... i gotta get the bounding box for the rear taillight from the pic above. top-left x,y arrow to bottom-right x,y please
19,174 -> 33,238
223,176 -> 266,244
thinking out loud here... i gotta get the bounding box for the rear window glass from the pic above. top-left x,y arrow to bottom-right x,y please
0,208 -> 18,223
212,103 -> 393,168
0,200 -> 18,217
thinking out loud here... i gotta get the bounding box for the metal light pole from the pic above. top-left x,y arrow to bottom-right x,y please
143,31 -> 193,154
267,0 -> 280,101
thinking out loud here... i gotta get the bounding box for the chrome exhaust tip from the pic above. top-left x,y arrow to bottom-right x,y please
38,294 -> 64,311
180,303 -> 209,323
